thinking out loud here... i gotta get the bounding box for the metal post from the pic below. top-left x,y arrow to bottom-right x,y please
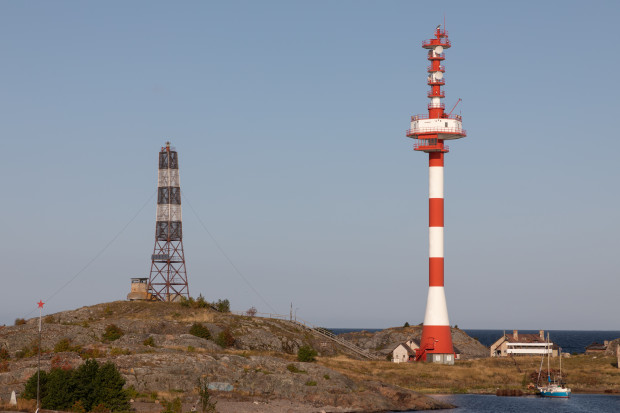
36,300 -> 44,411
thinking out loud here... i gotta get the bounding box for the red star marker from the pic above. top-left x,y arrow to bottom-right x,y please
37,300 -> 44,308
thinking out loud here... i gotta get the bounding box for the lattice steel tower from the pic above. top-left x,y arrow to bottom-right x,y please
148,141 -> 189,301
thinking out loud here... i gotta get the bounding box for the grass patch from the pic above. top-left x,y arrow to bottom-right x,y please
110,347 -> 132,356
286,364 -> 307,374
316,355 -> 620,394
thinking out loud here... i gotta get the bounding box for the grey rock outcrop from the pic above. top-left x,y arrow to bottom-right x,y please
339,325 -> 488,359
0,301 -> 452,411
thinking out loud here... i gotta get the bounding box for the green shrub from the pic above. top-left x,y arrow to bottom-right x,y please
17,341 -> 44,359
403,322 -> 410,328
14,318 -> 26,326
44,315 -> 56,324
286,364 -> 306,374
305,380 -> 317,386
110,347 -> 131,356
161,397 -> 182,413
195,294 -> 210,308
23,359 -> 129,411
54,338 -> 81,353
78,347 -> 106,359
215,329 -> 235,348
143,336 -> 156,347
102,324 -> 124,342
179,294 -> 212,309
297,345 -> 317,362
71,400 -> 86,413
0,348 -> 9,360
212,299 -> 230,313
189,323 -> 211,340
323,374 -> 330,380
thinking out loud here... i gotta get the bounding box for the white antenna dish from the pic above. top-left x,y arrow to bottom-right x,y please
435,46 -> 444,54
435,71 -> 443,79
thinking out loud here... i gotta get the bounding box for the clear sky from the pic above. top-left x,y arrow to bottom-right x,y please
1,1 -> 619,330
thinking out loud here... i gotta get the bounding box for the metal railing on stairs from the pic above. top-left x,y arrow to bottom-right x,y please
291,317 -> 380,360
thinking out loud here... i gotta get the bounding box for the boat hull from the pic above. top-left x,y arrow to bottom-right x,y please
537,386 -> 571,398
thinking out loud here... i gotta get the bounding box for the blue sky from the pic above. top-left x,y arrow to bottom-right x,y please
1,1 -> 619,330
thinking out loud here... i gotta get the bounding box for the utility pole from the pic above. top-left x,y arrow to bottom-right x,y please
36,300 -> 44,412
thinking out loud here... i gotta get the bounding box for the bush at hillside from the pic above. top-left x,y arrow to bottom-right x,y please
23,358 -> 129,411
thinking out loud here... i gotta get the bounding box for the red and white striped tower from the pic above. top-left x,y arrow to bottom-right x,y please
406,25 -> 466,364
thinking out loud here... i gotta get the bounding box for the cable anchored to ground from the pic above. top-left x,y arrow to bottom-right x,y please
182,192 -> 279,314
24,190 -> 157,318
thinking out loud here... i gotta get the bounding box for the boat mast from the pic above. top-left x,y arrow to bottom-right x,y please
547,333 -> 551,384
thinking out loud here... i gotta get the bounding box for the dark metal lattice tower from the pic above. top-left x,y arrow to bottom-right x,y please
147,141 -> 189,301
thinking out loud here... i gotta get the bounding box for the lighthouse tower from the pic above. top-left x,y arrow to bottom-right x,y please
147,141 -> 189,302
406,26 -> 466,364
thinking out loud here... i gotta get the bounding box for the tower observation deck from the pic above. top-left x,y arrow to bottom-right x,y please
406,26 -> 466,365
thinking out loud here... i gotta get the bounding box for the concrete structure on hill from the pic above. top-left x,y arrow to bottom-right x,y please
490,330 -> 557,357
392,339 -> 420,363
126,278 -> 153,301
585,341 -> 609,354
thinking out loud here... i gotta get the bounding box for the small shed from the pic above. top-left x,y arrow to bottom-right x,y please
392,339 -> 420,363
126,278 -> 153,301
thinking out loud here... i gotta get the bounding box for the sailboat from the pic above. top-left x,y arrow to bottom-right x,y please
536,333 -> 571,398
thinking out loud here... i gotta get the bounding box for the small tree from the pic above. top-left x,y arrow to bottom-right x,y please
246,306 -> 257,316
24,359 -> 129,411
403,322 -> 410,328
297,345 -> 317,362
213,299 -> 230,313
189,323 -> 211,340
198,378 -> 217,413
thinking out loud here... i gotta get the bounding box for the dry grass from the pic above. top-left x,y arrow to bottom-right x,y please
317,354 -> 620,394
0,398 -> 37,412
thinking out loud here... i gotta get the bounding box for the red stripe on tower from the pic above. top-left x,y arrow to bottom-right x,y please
405,25 -> 467,364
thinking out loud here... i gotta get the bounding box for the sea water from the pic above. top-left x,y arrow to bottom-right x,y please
394,393 -> 620,412
332,329 -> 620,354
463,330 -> 620,354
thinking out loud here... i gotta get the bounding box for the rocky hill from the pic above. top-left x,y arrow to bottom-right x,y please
0,301 -> 453,412
338,325 -> 489,359
605,338 -> 620,357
